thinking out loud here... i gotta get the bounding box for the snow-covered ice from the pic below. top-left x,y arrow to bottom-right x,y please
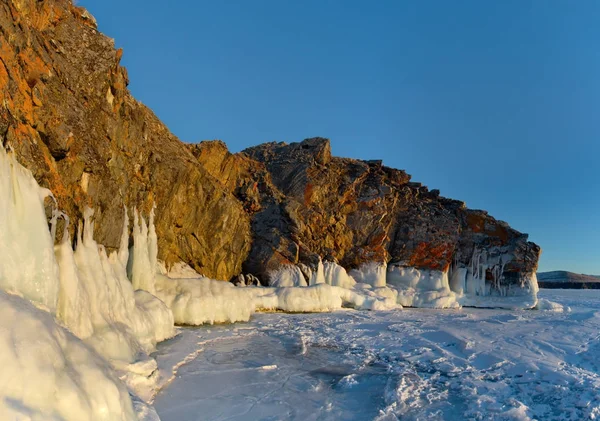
154,289 -> 600,421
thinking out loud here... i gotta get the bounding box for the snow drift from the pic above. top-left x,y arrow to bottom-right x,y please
0,290 -> 138,421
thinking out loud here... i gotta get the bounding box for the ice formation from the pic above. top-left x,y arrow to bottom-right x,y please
323,261 -> 357,289
267,265 -> 308,287
0,148 -> 169,420
349,262 -> 388,287
387,264 -> 460,308
0,147 -> 60,310
308,258 -> 326,286
0,144 -> 541,419
449,248 -> 539,309
155,274 -> 255,325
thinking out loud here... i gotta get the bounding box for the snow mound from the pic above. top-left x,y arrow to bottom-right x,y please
0,290 -> 137,421
535,298 -> 566,312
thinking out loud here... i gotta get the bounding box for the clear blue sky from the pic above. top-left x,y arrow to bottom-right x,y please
81,0 -> 599,274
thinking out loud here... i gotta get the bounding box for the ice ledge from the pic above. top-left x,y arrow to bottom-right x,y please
263,259 -> 539,310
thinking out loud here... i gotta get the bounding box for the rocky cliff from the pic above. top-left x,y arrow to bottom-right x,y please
0,0 -> 540,290
0,0 -> 251,280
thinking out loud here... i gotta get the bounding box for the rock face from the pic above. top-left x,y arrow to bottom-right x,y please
0,0 -> 250,280
1,0 -> 541,288
190,138 -> 540,291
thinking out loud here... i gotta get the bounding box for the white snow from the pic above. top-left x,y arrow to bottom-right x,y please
154,289 -> 600,421
0,289 -> 138,421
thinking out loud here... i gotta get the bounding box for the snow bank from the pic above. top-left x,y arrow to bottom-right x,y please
534,298 -> 566,312
0,290 -> 137,421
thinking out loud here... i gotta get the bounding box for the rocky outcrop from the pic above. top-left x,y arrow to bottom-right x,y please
1,0 -> 541,290
0,0 -> 251,280
189,137 -> 540,292
240,139 -> 540,285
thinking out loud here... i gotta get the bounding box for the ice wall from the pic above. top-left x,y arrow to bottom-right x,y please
0,142 -> 541,419
267,265 -> 308,287
323,261 -> 357,289
0,147 -> 175,419
449,248 -> 539,309
0,147 -> 60,311
349,262 -> 387,287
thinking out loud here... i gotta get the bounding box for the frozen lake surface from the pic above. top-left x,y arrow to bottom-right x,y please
153,290 -> 600,420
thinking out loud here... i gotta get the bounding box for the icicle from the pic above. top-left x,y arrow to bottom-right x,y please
129,208 -> 156,294
309,257 -> 326,286
117,206 -> 129,268
148,205 -> 158,276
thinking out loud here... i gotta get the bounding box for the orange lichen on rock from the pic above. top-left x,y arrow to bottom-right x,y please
303,183 -> 313,206
408,242 -> 454,271
466,213 -> 509,242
